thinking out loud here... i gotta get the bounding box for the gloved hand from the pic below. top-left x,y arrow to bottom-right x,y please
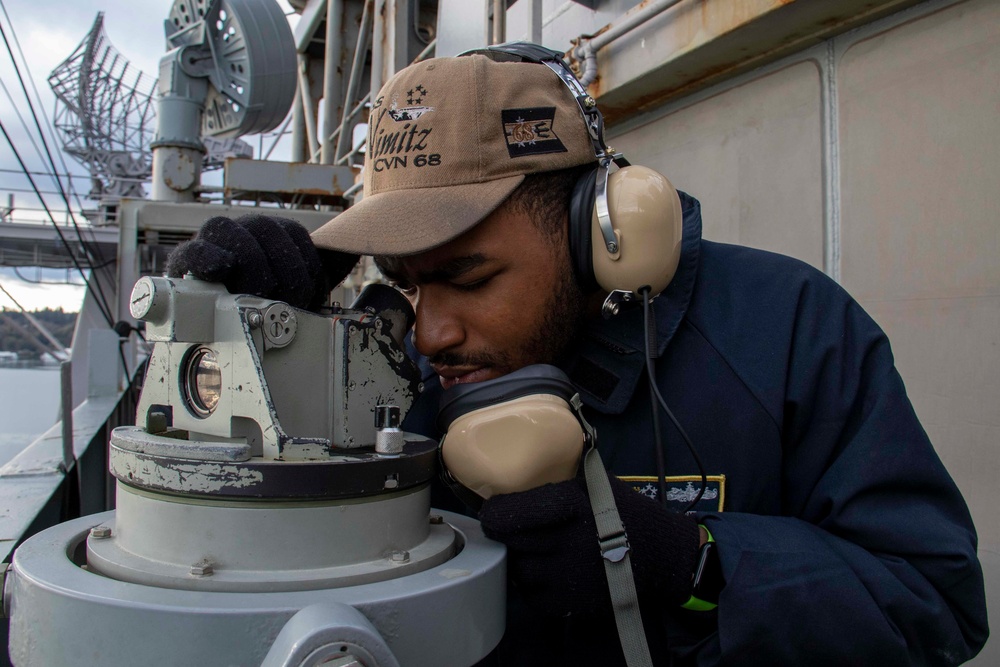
479,474 -> 701,617
166,214 -> 359,310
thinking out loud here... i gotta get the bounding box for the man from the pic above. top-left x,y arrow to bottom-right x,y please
168,46 -> 988,665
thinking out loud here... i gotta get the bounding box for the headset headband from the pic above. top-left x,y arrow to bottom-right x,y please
460,42 -> 628,255
466,43 -> 608,162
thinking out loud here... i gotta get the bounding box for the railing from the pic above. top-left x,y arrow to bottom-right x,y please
0,359 -> 142,566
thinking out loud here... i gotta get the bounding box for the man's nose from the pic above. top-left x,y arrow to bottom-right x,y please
411,290 -> 465,358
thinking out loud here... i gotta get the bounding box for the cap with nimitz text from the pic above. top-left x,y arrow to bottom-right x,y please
311,53 -> 597,257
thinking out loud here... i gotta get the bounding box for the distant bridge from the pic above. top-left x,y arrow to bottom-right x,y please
0,220 -> 117,269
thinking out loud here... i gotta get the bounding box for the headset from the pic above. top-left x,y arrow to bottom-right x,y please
438,45 -> 705,664
441,43 -> 707,516
436,364 -> 589,508
462,42 -> 684,317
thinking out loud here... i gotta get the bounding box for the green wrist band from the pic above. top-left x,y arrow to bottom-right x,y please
681,525 -> 720,611
681,595 -> 718,612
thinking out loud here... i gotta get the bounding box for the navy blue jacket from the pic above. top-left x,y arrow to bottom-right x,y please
405,192 -> 988,665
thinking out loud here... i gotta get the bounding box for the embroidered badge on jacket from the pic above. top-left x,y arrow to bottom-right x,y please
618,475 -> 727,512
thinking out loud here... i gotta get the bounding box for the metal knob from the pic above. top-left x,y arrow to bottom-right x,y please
374,405 -> 403,455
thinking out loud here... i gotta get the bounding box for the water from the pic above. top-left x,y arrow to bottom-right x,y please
0,365 -> 62,467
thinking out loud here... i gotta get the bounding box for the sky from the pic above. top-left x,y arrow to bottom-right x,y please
0,0 -> 297,313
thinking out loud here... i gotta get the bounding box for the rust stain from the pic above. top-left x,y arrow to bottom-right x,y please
596,0 -> 920,126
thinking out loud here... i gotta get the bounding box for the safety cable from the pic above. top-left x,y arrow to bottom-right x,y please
10,267 -> 90,289
640,287 -> 707,513
0,0 -> 85,214
0,118 -> 114,326
117,339 -> 130,381
0,16 -> 115,280
0,8 -> 116,311
0,77 -> 47,173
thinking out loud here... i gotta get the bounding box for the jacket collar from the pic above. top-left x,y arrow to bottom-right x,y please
563,191 -> 703,414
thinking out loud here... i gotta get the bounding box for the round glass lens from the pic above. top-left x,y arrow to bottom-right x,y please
187,348 -> 221,416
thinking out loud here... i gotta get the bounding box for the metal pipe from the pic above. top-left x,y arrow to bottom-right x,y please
321,0 -> 344,164
297,54 -> 320,162
334,39 -> 432,167
370,0 -> 386,102
492,0 -> 505,45
577,41 -> 597,87
290,85 -> 306,162
573,0 -> 684,87
334,0 -> 373,163
334,93 -> 372,166
335,142 -> 362,167
412,37 -> 436,64
264,107 -> 296,161
820,41 -> 842,283
343,179 -> 364,198
526,0 -> 542,44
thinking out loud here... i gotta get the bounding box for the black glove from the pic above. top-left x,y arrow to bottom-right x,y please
479,475 -> 701,617
166,214 -> 359,311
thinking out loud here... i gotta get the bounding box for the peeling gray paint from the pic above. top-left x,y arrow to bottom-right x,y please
112,448 -> 264,493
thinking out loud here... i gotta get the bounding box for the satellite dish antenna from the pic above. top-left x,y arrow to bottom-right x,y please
152,0 -> 297,201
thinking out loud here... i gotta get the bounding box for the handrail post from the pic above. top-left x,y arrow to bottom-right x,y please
60,360 -> 74,472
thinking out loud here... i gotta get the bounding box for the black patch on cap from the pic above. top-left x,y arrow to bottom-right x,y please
502,107 -> 567,158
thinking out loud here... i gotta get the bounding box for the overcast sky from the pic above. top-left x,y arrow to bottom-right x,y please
0,0 -> 296,312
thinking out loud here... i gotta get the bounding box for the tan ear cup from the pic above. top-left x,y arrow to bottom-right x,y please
591,165 -> 683,296
440,394 -> 585,500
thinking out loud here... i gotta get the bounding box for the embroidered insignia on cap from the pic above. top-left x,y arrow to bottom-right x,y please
406,85 -> 428,105
502,107 -> 567,158
388,90 -> 434,122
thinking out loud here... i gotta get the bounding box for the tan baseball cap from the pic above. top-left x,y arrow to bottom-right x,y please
311,53 -> 597,257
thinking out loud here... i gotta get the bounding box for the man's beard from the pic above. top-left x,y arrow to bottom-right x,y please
429,266 -> 586,376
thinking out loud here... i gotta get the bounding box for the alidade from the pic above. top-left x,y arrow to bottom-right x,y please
6,276 -> 505,667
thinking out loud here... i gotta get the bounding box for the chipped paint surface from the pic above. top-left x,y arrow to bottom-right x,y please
278,440 -> 330,460
338,317 -> 420,449
112,448 -> 264,494
112,426 -> 250,462
134,280 -> 420,462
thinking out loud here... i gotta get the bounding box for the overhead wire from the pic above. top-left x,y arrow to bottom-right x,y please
0,0 -> 86,214
0,10 -> 116,296
0,4 -> 154,385
0,117 -> 114,326
11,266 -> 88,286
0,167 -> 94,181
0,77 -> 49,170
0,185 -> 86,197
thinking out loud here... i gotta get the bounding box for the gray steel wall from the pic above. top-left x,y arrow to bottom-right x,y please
604,0 -> 997,661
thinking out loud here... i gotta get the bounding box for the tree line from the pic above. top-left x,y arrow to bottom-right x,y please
0,308 -> 76,359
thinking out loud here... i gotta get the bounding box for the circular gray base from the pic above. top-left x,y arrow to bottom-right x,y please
8,511 -> 506,667
87,483 -> 457,592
